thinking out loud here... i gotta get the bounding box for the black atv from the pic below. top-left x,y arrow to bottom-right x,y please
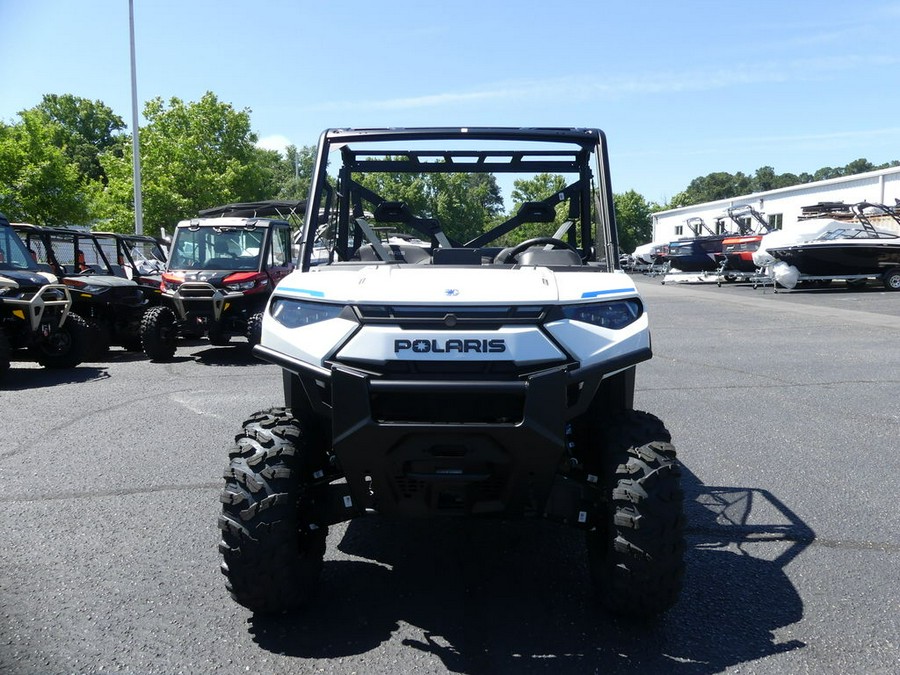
0,214 -> 90,380
13,224 -> 149,356
139,215 -> 294,360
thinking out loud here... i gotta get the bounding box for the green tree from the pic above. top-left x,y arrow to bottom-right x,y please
95,92 -> 279,234
843,158 -> 875,175
752,166 -> 778,192
30,94 -> 125,184
664,158 -> 898,210
509,173 -> 567,207
505,173 -> 568,242
354,163 -> 503,244
683,171 -> 753,205
273,144 -> 316,201
813,166 -> 842,181
0,112 -> 90,225
614,190 -> 653,253
431,172 -> 504,243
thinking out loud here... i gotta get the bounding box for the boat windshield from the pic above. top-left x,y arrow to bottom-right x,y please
816,228 -> 899,241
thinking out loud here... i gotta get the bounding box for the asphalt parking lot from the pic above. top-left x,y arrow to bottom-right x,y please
1,276 -> 898,674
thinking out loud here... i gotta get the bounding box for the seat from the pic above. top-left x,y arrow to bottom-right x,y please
516,248 -> 583,266
358,243 -> 431,263
432,248 -> 482,265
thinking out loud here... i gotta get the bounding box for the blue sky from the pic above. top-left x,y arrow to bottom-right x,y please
3,0 -> 900,205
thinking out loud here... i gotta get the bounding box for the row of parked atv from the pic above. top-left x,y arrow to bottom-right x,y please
0,206 -> 296,382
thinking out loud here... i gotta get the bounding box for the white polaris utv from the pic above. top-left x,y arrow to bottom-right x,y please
218,127 -> 684,618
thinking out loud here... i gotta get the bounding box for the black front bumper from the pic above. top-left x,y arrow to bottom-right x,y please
255,344 -> 650,521
328,363 -> 569,517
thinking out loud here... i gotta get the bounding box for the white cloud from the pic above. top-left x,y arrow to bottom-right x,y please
301,53 -> 900,113
256,134 -> 291,153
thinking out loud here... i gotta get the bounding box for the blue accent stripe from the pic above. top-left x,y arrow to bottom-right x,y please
278,286 -> 326,298
580,288 -> 633,298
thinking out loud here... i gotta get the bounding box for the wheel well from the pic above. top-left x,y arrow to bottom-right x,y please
283,369 -> 304,411
592,366 -> 636,413
282,369 -> 329,438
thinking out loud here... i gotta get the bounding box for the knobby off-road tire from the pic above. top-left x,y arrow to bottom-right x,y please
140,305 -> 177,361
218,407 -> 328,613
0,330 -> 11,379
90,318 -> 112,360
245,312 -> 263,348
586,409 -> 685,619
120,321 -> 145,352
207,322 -> 231,346
30,312 -> 91,369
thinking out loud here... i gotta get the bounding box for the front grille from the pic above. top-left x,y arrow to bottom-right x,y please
372,389 -> 524,424
331,358 -> 571,381
355,304 -> 546,328
377,359 -> 520,379
176,283 -> 218,299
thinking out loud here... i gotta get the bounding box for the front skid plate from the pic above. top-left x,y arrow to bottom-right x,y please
327,364 -> 582,518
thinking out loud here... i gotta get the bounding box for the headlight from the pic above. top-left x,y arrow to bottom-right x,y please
560,299 -> 642,329
270,297 -> 344,328
223,273 -> 268,293
76,284 -> 109,295
161,274 -> 183,292
225,278 -> 268,292
42,288 -> 66,301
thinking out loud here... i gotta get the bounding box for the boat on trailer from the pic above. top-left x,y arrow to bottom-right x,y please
714,205 -> 772,275
765,202 -> 900,290
665,217 -> 732,273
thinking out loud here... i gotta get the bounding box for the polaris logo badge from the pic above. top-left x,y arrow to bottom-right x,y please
394,338 -> 507,354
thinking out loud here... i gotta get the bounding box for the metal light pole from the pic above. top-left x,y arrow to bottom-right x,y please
128,0 -> 144,235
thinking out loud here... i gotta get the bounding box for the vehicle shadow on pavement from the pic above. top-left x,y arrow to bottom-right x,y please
194,345 -> 260,367
2,364 -> 110,390
247,465 -> 813,674
82,349 -> 150,364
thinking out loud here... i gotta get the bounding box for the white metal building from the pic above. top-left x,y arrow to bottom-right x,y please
649,165 -> 900,248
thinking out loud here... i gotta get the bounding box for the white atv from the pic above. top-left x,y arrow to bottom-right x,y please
218,128 -> 684,618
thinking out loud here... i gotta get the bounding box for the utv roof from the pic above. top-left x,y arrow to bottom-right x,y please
198,200 -> 305,219
315,127 -> 611,179
319,127 -> 605,143
177,216 -> 287,228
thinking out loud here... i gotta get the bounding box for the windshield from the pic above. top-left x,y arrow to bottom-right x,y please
0,225 -> 41,272
169,226 -> 264,271
125,237 -> 167,264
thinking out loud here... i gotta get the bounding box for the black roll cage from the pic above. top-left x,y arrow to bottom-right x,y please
296,127 -> 620,272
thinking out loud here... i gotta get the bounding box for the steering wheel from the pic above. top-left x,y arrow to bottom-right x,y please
494,237 -> 580,265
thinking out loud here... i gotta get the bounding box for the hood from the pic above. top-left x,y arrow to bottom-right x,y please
0,269 -> 56,290
63,274 -> 140,289
274,265 -> 638,305
165,269 -> 237,285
